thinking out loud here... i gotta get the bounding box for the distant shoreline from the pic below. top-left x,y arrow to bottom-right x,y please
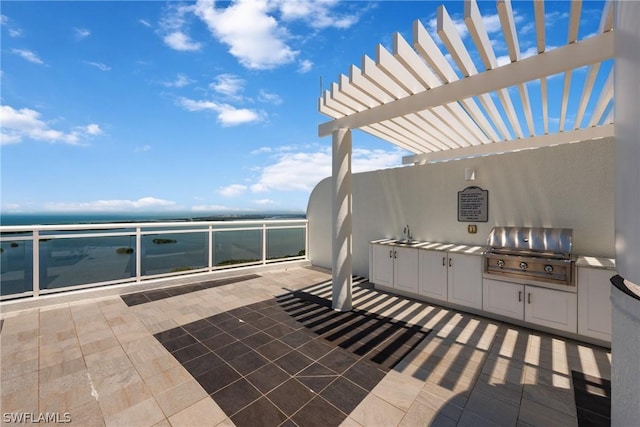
0,212 -> 306,226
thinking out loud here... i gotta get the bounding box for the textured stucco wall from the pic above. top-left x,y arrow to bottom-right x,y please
307,137 -> 615,277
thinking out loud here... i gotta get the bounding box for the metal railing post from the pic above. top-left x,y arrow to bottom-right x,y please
136,226 -> 142,282
305,221 -> 309,260
32,230 -> 40,297
208,225 -> 213,270
262,223 -> 267,264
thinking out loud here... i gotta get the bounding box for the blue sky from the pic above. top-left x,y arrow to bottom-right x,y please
0,0 -> 608,214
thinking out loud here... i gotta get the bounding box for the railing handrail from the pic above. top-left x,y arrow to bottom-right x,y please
0,218 -> 308,233
0,218 -> 309,301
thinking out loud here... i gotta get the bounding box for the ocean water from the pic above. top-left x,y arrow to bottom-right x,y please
0,212 -> 307,297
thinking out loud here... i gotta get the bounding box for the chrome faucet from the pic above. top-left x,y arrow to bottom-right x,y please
403,225 -> 412,241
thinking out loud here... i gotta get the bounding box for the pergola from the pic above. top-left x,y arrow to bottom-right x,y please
317,0 -> 614,312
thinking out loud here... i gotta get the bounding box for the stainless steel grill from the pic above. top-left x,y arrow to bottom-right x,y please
483,227 -> 575,291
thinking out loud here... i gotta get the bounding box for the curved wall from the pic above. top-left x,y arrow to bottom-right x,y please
307,137 -> 615,277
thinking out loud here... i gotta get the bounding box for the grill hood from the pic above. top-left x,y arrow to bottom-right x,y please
486,227 -> 573,259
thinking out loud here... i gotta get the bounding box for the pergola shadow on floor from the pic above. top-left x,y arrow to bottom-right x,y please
0,266 -> 610,427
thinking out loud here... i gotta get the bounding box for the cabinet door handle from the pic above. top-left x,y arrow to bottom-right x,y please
518,291 -> 522,302
394,250 -> 397,259
442,257 -> 446,266
389,250 -> 392,258
448,258 -> 452,267
528,293 -> 531,304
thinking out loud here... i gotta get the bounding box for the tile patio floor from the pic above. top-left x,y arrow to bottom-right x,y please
0,266 -> 611,426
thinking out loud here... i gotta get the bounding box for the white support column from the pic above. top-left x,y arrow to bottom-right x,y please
612,1 -> 640,425
332,128 -> 353,312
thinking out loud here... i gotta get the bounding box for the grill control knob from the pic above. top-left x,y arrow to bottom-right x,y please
544,265 -> 554,274
519,262 -> 528,270
497,260 -> 505,268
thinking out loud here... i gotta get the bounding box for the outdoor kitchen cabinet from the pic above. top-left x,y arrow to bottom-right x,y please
446,253 -> 483,310
483,277 -> 578,334
577,266 -> 612,342
524,285 -> 577,333
418,250 -> 448,301
370,244 -> 418,292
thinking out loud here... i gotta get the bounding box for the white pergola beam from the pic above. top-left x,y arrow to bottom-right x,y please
376,44 -> 424,95
560,0 -> 583,131
589,67 -> 614,127
534,0 -> 545,53
393,31 -> 489,145
541,77 -> 549,134
437,5 -> 477,77
349,65 -> 393,104
403,124 -> 614,164
496,0 -> 528,137
497,0 -> 520,62
339,74 -> 378,109
319,31 -> 613,137
574,63 -> 601,129
393,32 -> 442,90
464,0 -> 498,70
362,55 -> 407,100
414,17 -> 506,141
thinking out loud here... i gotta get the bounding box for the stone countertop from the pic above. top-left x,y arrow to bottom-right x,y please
371,239 -> 616,266
370,239 -> 485,256
576,256 -> 616,270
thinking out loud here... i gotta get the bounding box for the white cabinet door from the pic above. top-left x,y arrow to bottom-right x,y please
394,246 -> 419,293
577,267 -> 613,341
447,254 -> 483,310
371,244 -> 394,288
525,285 -> 577,333
483,278 -> 525,320
419,250 -> 448,301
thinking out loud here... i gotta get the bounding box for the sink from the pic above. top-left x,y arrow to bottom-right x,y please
392,239 -> 420,246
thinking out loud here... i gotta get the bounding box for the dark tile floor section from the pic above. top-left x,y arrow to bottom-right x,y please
120,274 -> 261,306
572,370 -> 611,427
154,285 -> 431,427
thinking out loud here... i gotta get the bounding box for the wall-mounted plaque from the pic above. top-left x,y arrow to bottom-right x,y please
458,186 -> 489,222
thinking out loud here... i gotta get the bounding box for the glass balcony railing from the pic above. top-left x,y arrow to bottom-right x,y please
0,219 -> 308,300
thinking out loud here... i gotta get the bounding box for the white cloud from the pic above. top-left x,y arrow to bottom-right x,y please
85,61 -> 111,71
139,19 -> 152,28
158,3 -> 202,52
250,146 -> 405,193
298,59 -> 313,73
218,184 -> 248,197
163,73 -> 193,88
163,31 -> 202,51
496,46 -> 538,67
258,89 -> 282,105
0,105 -> 101,146
277,0 -> 360,29
44,197 -> 178,212
11,49 -> 44,65
191,204 -> 257,212
85,124 -> 103,135
2,15 -> 23,37
177,97 -> 264,126
74,27 -> 90,40
194,0 -> 298,70
135,144 -> 151,152
210,74 -> 245,98
251,146 -> 272,154
254,199 -> 278,205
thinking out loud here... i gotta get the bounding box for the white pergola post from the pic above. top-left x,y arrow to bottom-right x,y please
611,1 -> 640,425
332,128 -> 353,312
